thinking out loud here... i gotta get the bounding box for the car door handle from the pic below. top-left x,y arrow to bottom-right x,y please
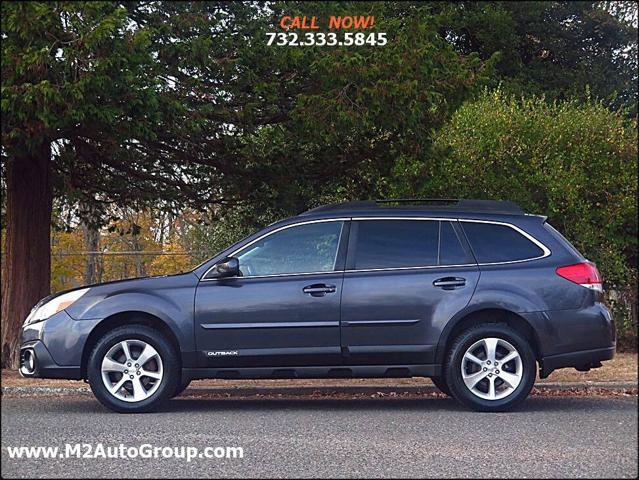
433,277 -> 466,289
303,284 -> 336,297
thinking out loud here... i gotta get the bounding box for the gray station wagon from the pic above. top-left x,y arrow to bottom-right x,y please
20,199 -> 615,412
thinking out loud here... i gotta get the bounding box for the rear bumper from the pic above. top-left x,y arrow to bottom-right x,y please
539,346 -> 615,378
535,302 -> 616,378
19,340 -> 82,380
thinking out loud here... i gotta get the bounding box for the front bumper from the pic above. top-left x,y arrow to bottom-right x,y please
19,340 -> 82,379
20,310 -> 100,380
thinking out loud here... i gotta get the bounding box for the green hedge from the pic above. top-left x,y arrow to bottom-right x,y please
420,91 -> 638,346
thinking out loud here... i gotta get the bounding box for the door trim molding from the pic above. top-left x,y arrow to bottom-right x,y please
342,319 -> 420,327
200,321 -> 340,330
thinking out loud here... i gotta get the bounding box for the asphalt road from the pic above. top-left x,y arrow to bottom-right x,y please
1,395 -> 637,478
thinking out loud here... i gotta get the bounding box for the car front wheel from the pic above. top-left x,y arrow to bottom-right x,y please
430,376 -> 451,396
444,323 -> 536,412
87,325 -> 179,413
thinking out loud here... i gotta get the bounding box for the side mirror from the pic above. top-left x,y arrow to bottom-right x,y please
209,257 -> 240,278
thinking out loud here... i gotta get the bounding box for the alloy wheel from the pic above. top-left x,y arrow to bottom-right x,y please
460,337 -> 523,400
100,339 -> 164,402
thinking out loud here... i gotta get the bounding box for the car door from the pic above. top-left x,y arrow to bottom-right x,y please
194,219 -> 348,368
340,218 -> 479,365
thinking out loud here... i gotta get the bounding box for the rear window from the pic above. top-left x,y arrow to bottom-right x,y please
353,220 -> 439,269
461,222 -> 545,263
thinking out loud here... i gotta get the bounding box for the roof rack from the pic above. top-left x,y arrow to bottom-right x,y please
301,198 -> 525,215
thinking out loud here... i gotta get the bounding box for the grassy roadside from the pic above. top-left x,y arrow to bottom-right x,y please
2,353 -> 636,390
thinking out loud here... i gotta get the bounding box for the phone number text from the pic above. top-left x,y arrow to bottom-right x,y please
266,32 -> 387,47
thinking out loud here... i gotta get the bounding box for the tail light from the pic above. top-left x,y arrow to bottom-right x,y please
556,262 -> 602,292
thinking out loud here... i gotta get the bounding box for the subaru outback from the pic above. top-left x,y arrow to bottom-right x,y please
19,199 -> 615,412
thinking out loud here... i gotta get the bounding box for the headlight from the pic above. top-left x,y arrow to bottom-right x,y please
23,288 -> 90,326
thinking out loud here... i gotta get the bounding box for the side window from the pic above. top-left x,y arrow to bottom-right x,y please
352,220 -> 439,269
236,221 -> 343,276
439,221 -> 473,265
461,222 -> 545,263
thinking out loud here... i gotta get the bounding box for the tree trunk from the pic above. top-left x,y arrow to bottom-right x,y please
82,223 -> 102,284
134,238 -> 146,278
1,143 -> 53,369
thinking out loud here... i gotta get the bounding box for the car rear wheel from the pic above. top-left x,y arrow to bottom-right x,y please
88,325 -> 179,413
172,378 -> 191,398
444,323 -> 536,412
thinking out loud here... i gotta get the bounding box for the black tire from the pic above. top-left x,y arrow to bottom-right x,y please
87,325 -> 179,413
171,378 -> 191,398
430,376 -> 451,396
444,323 -> 536,412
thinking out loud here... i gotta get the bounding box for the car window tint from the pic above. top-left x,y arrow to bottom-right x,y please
353,220 -> 438,269
237,221 -> 343,276
462,222 -> 544,263
440,221 -> 473,265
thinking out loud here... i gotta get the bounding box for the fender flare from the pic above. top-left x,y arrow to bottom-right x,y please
435,299 -> 541,365
73,292 -> 193,352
